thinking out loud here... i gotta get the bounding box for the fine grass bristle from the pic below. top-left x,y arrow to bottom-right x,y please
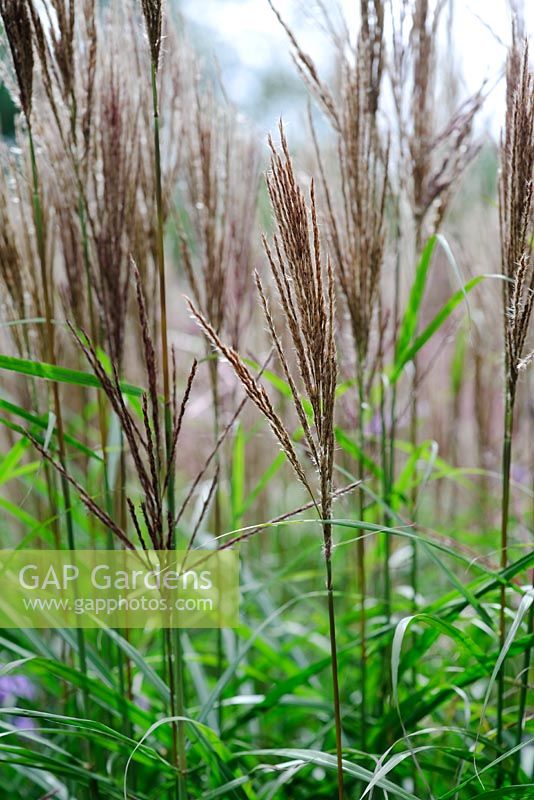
0,0 -> 34,121
500,39 -> 534,391
188,297 -> 312,499
141,0 -> 164,70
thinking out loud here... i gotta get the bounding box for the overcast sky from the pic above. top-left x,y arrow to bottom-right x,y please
181,0 -> 534,137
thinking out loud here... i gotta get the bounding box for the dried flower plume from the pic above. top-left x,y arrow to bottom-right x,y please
189,125 -> 338,553
500,38 -> 534,393
0,0 -> 34,120
180,72 -> 259,348
141,0 -> 163,69
270,1 -> 388,377
262,125 -> 338,545
391,0 -> 484,241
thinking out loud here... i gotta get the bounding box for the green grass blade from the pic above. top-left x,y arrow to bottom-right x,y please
0,397 -> 102,461
0,353 -> 143,397
391,275 -> 491,383
231,422 -> 246,527
394,235 -> 437,363
335,427 -> 384,480
239,749 -> 420,800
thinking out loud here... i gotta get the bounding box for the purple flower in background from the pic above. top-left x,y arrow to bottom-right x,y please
0,674 -> 36,703
365,412 -> 383,438
0,674 -> 37,733
136,694 -> 151,712
511,463 -> 530,486
12,715 -> 36,731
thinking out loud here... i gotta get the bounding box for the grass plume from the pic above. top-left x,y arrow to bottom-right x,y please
496,35 -> 534,778
190,123 -> 345,800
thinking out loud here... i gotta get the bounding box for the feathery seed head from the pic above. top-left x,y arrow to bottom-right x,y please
187,296 -> 314,501
180,64 -> 260,348
0,0 -> 34,120
390,0 -> 484,243
500,38 -> 534,392
262,124 -> 338,527
141,0 -> 163,69
271,2 -> 388,370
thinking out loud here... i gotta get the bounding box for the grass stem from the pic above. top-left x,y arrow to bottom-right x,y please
496,384 -> 514,785
150,57 -> 188,799
356,360 -> 367,751
513,570 -> 533,782
324,522 -> 344,800
209,359 -> 225,733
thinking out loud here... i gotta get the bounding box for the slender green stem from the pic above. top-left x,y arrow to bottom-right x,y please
208,358 -> 225,733
407,230 -> 422,796
515,428 -> 534,782
409,225 -> 423,692
496,383 -> 514,786
386,380 -> 398,594
173,628 -> 188,799
151,60 -> 187,800
381,211 -> 402,715
386,207 -> 402,623
151,62 -> 172,446
162,620 -> 187,800
378,360 -> 392,720
324,525 -> 344,800
356,359 -> 367,751
513,570 -> 533,783
164,627 -> 179,790
409,359 -> 419,695
379,376 -> 391,619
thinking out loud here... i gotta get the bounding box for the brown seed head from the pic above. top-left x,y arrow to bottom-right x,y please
187,297 -> 316,505
179,59 -> 260,349
499,38 -> 534,393
270,2 -> 388,371
263,124 -> 337,532
0,0 -> 34,120
391,0 -> 484,243
141,0 -> 163,69
0,180 -> 27,355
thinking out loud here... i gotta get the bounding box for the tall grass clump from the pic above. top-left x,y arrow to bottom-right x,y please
0,0 -> 90,693
31,264 -> 200,799
189,123 -> 345,799
271,1 -> 389,744
388,0 -> 484,659
178,70 -> 260,729
140,2 -> 188,796
0,6 -> 102,799
497,35 -> 534,777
